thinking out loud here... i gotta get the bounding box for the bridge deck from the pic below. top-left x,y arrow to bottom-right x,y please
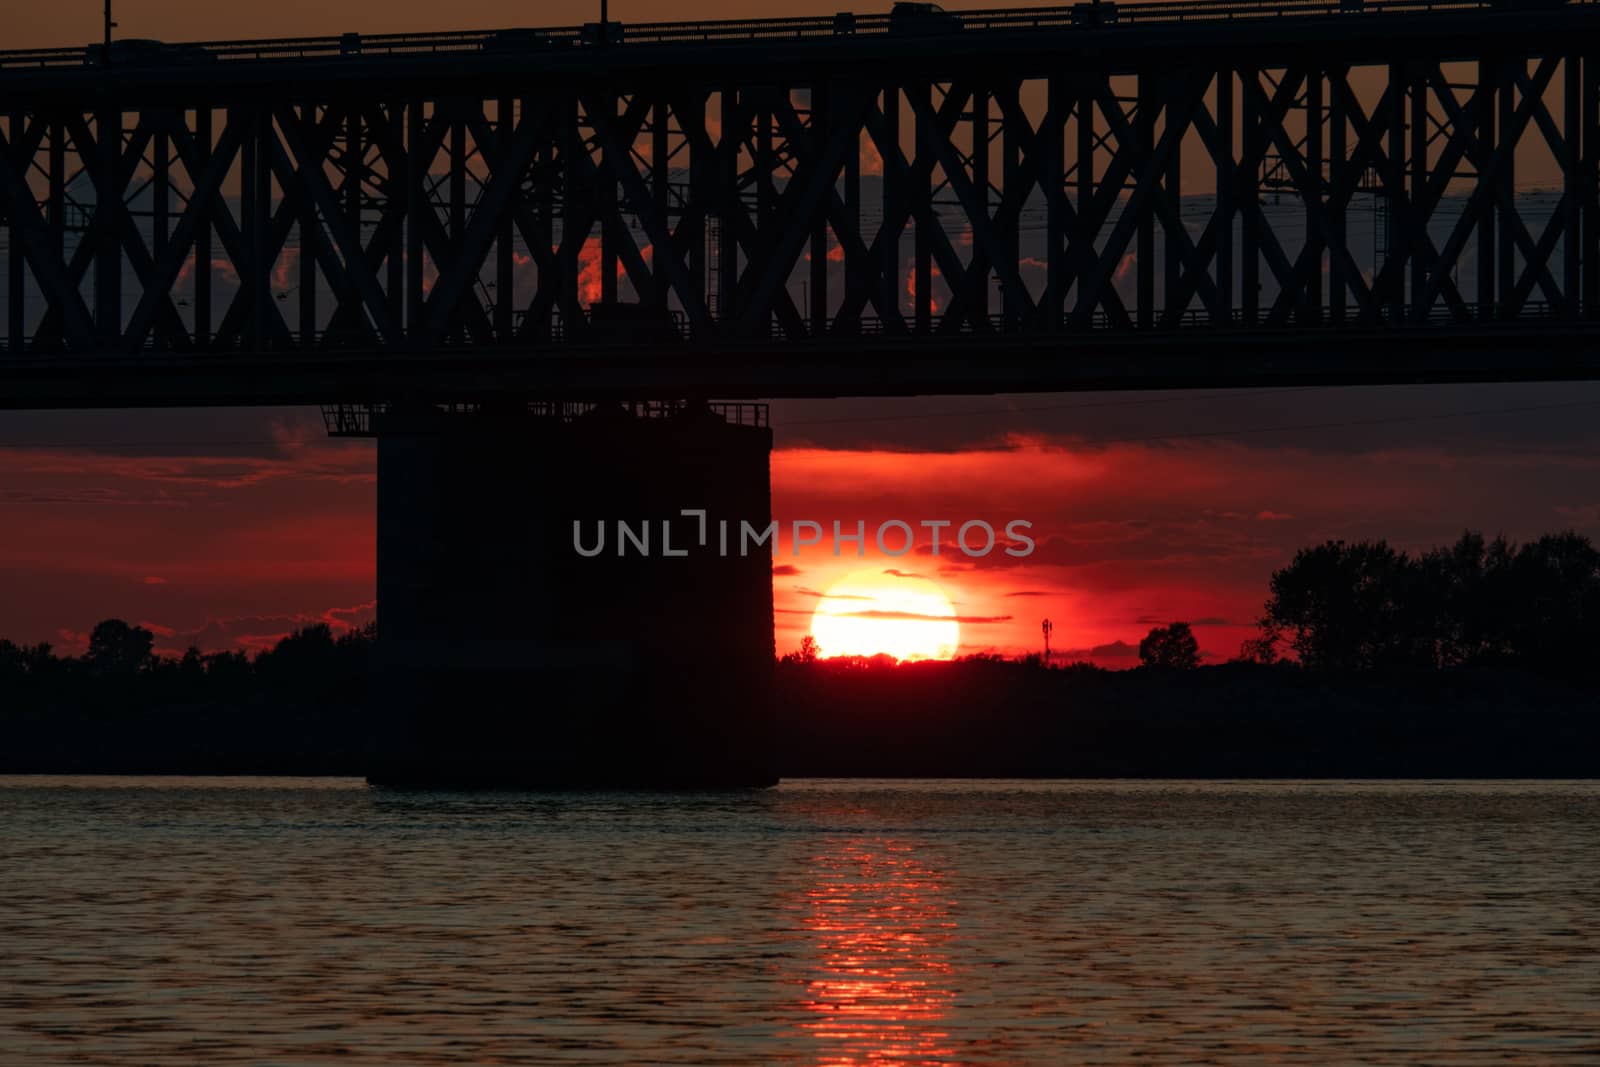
1,0 -> 1596,79
2,0 -> 1599,407
4,322 -> 1597,409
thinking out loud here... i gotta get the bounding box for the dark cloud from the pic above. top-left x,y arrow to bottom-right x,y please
1055,639 -> 1142,665
0,487 -> 187,506
793,586 -> 872,600
838,609 -> 1012,625
771,382 -> 1600,457
927,522 -> 1277,572
0,407 -> 345,460
1133,615 -> 1234,627
771,564 -> 802,576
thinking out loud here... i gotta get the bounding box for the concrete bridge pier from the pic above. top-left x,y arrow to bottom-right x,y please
365,400 -> 776,788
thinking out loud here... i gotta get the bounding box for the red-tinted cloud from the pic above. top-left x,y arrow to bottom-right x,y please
3,400 -> 1598,669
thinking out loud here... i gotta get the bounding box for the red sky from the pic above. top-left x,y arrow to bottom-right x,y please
765,388 -> 1600,664
3,384 -> 1598,667
2,2 -> 1597,665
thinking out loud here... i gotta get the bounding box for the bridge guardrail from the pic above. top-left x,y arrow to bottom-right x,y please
3,0 -> 1596,71
0,300 -> 1584,358
321,399 -> 767,436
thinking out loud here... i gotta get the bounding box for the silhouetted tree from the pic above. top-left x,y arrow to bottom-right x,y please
179,646 -> 205,675
86,619 -> 155,677
174,646 -> 207,690
21,642 -> 58,680
202,649 -> 253,696
1255,529 -> 1600,675
1414,531 -> 1521,666
821,652 -> 900,671
1506,531 -> 1600,674
1139,622 -> 1201,670
246,622 -> 376,702
0,639 -> 25,683
780,634 -> 820,665
1236,630 -> 1281,665
1261,540 -> 1434,672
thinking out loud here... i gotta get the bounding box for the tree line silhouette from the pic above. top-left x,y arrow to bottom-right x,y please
0,619 -> 374,711
782,528 -> 1600,679
0,530 -> 1594,777
771,529 -> 1599,778
1251,530 -> 1600,677
1,528 -> 1596,719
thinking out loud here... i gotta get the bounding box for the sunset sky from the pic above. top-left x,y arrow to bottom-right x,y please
4,381 -> 1598,666
2,1 -> 1598,666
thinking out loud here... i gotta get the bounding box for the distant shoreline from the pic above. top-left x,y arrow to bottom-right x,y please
4,660 -> 1595,780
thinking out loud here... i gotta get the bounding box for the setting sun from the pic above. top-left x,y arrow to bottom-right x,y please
809,570 -> 961,662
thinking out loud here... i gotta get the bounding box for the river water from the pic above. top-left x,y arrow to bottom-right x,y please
2,778 -> 1596,1064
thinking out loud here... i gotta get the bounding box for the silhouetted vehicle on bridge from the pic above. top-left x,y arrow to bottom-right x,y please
85,39 -> 217,67
581,22 -> 625,46
1072,1 -> 1120,27
889,3 -> 964,34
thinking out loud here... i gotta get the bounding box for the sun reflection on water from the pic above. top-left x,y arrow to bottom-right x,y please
795,840 -> 960,1065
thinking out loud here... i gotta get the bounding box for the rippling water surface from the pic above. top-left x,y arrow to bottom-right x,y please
2,778 -> 1597,1064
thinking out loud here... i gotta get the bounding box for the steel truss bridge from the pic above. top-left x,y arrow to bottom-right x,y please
2,0 -> 1600,407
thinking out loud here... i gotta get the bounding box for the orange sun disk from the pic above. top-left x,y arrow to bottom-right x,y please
809,570 -> 960,661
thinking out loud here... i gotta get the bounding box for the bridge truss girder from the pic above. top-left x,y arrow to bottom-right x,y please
1,44 -> 1598,366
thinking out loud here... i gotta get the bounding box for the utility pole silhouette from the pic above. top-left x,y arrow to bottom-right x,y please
1041,619 -> 1053,664
104,1 -> 116,51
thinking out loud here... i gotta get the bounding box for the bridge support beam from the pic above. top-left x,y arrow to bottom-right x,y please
2,11 -> 1600,381
367,401 -> 776,788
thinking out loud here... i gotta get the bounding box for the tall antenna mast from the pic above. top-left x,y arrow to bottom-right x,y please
104,1 -> 116,51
